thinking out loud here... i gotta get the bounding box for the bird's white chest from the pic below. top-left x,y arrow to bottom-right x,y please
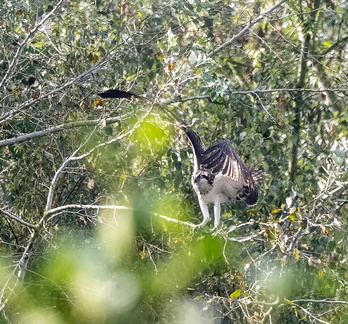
193,173 -> 243,204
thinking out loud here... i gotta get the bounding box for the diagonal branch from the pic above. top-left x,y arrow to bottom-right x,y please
291,303 -> 330,324
71,97 -> 157,161
0,115 -> 127,148
0,0 -> 64,90
0,208 -> 36,229
205,0 -> 289,59
0,59 -> 108,123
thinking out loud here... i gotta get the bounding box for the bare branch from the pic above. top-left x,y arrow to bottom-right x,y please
2,85 -> 345,141
292,303 -> 331,324
44,204 -> 196,227
227,230 -> 265,242
287,227 -> 303,252
12,102 -> 158,285
10,126 -> 100,285
213,87 -> 348,95
0,161 -> 15,177
44,132 -> 97,212
45,204 -> 131,217
16,232 -> 37,282
290,299 -> 348,305
161,87 -> 348,105
0,115 -> 126,148
0,209 -> 36,229
150,212 -> 196,227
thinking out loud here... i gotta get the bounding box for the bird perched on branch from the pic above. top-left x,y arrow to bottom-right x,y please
97,89 -> 142,100
98,89 -> 263,229
184,127 -> 263,229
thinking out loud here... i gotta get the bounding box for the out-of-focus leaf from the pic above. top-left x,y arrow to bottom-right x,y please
229,289 -> 241,298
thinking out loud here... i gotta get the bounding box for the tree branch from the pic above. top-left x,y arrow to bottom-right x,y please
287,227 -> 303,252
0,115 -> 126,148
205,0 -> 289,59
0,59 -> 107,123
289,36 -> 311,183
227,230 -> 266,242
44,204 -> 196,227
2,86 -> 346,148
162,87 -> 348,104
291,303 -> 330,324
11,103 -> 158,285
290,299 -> 348,304
0,209 -> 36,229
14,127 -> 100,285
321,36 -> 348,56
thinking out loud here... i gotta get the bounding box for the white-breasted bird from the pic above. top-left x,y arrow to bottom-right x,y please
184,127 -> 262,229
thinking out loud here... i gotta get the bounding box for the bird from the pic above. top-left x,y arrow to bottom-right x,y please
97,89 -> 142,99
184,127 -> 263,230
97,89 -> 263,229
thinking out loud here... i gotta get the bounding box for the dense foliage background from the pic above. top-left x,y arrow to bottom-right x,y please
0,0 -> 347,323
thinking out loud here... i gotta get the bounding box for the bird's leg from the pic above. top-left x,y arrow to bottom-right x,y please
197,196 -> 210,227
212,201 -> 221,231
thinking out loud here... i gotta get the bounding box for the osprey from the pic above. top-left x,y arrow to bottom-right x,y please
185,128 -> 262,230
97,89 -> 262,229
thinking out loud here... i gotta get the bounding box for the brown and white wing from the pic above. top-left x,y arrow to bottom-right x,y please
202,140 -> 260,205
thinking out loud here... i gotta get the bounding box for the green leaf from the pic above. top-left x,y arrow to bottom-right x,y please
229,289 -> 241,299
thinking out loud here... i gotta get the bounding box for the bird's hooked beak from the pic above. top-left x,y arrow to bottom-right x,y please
194,176 -> 200,184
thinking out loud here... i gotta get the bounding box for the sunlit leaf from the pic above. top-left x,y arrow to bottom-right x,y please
126,74 -> 137,81
318,270 -> 325,279
289,212 -> 299,221
229,289 -> 241,299
271,209 -> 282,214
93,99 -> 102,106
91,54 -> 99,62
156,51 -> 164,60
293,248 -> 300,259
192,67 -> 200,75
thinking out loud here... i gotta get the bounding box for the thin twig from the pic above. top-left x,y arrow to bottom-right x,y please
290,299 -> 348,304
287,227 -> 303,252
292,303 -> 330,324
228,230 -> 265,242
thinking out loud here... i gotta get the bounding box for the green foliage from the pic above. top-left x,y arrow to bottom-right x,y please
0,0 -> 347,323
